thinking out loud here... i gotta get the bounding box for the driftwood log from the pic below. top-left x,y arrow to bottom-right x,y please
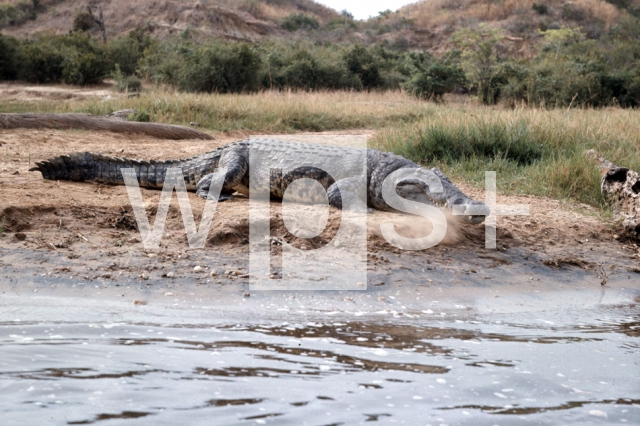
587,149 -> 640,239
0,113 -> 214,140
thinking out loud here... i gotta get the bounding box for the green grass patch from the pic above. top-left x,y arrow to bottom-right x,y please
372,108 -> 640,209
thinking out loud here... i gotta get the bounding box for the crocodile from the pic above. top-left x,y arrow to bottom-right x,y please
29,138 -> 489,224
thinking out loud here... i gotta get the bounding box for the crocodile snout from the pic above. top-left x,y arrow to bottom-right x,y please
453,200 -> 490,224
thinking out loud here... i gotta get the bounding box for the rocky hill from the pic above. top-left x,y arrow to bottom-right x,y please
1,0 -> 639,55
0,0 -> 338,41
367,0 -> 640,57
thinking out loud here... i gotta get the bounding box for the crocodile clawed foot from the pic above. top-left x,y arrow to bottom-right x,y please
196,189 -> 234,202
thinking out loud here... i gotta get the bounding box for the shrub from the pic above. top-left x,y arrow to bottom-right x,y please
141,39 -> 262,93
452,25 -> 505,104
0,1 -> 36,28
601,72 -> 640,107
113,65 -> 142,92
107,28 -> 155,76
73,10 -> 94,32
127,109 -> 150,122
500,55 -> 608,107
343,45 -> 381,89
281,13 -> 319,32
325,16 -> 358,31
0,33 -> 18,80
532,3 -> 548,15
340,9 -> 354,20
263,43 -> 360,90
403,60 -> 464,101
18,32 -> 108,85
393,119 -> 548,166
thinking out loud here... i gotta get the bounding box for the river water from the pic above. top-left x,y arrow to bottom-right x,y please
0,282 -> 638,425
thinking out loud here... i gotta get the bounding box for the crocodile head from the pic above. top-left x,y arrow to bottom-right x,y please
395,167 -> 490,225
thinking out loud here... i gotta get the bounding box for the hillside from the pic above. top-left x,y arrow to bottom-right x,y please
2,0 -> 640,55
0,0 -> 339,41
368,0 -> 640,56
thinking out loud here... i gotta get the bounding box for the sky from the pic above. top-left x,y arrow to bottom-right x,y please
314,0 -> 419,20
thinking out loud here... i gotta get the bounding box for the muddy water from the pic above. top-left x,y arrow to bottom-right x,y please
0,280 -> 638,425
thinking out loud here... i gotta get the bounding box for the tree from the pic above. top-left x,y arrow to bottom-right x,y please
452,24 -> 505,104
340,10 -> 354,20
343,45 -> 380,89
281,14 -> 319,32
87,6 -> 106,43
538,26 -> 585,58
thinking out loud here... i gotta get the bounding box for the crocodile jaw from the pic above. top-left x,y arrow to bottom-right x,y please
395,182 -> 489,224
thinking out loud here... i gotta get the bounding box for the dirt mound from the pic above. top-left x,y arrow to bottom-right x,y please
209,218 -> 250,246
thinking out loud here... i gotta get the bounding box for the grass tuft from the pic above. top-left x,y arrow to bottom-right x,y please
371,106 -> 640,208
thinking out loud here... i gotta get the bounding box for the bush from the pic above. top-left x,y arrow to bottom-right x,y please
343,45 -> 381,89
340,9 -> 354,20
324,16 -> 358,31
401,52 -> 464,101
403,62 -> 464,101
601,72 -> 640,107
141,39 -> 262,93
127,109 -> 150,122
500,55 -> 609,107
18,32 -> 108,85
263,43 -> 360,90
107,28 -> 155,76
73,10 -> 94,32
0,1 -> 36,28
0,33 -> 18,80
281,13 -> 319,32
532,3 -> 548,15
113,65 -> 142,92
395,119 -> 548,166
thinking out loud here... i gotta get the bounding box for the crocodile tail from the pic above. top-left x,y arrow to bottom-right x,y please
28,152 -> 187,189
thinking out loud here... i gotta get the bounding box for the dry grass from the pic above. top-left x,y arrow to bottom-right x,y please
575,0 -> 620,28
2,87 -> 640,211
231,0 -> 338,23
400,0 -> 624,30
0,87 -> 434,133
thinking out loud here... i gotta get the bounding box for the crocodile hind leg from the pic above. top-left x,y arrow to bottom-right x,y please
327,176 -> 371,213
195,170 -> 234,201
195,146 -> 249,201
